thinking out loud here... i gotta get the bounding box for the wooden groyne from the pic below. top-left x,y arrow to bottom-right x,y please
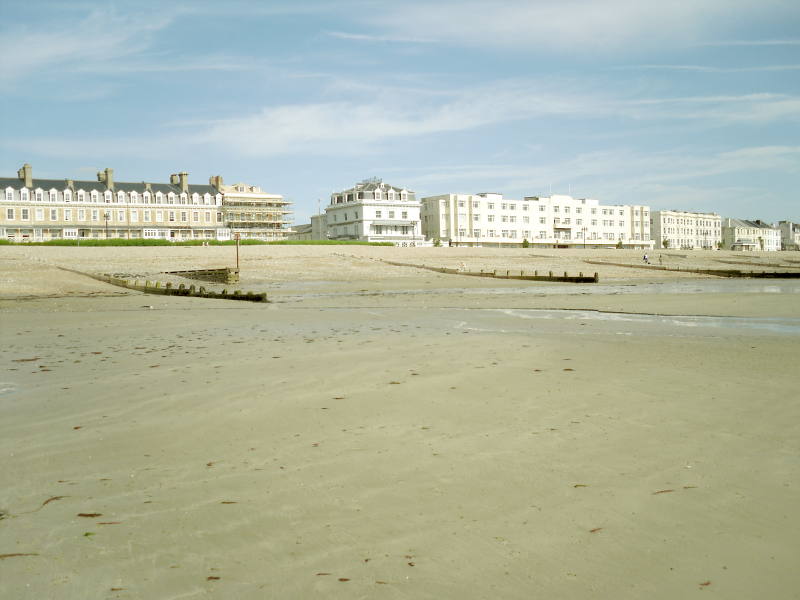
381,260 -> 598,283
583,260 -> 800,278
162,267 -> 239,284
58,268 -> 267,302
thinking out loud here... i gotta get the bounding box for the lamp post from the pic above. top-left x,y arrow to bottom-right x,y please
582,226 -> 587,250
104,211 -> 110,239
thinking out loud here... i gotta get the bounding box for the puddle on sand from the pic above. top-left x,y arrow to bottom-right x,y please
493,308 -> 800,336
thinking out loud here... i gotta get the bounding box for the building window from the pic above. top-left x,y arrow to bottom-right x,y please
4,190 -> 11,202
168,211 -> 175,222
6,208 -> 14,219
131,210 -> 138,223
473,201 -> 480,208
375,210 -> 382,218
193,211 -> 199,222
34,208 -> 43,221
63,209 -> 70,221
474,228 -> 481,237
78,209 -> 86,221
473,214 -> 480,222
35,190 -> 43,202
388,211 -> 395,218
402,211 -> 408,219
539,205 -> 545,212
488,215 -> 495,222
21,189 -> 29,201
156,211 -> 164,222
117,210 -> 124,221
539,217 -> 546,224
21,208 -> 30,220
488,203 -> 494,209
91,210 -> 98,221
51,208 -> 58,220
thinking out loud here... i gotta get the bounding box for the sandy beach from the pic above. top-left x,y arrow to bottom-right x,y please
1,246 -> 798,599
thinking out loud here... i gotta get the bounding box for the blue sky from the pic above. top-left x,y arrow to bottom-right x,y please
1,0 -> 798,224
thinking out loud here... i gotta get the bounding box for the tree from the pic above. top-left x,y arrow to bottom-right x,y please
662,239 -> 670,249
616,239 -> 623,249
522,238 -> 530,248
433,238 -> 441,247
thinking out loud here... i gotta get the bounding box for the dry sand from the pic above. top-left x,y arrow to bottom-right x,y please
1,246 -> 798,599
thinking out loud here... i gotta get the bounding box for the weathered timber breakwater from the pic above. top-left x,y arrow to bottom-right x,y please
162,267 -> 239,284
583,260 -> 800,278
57,268 -> 268,302
380,259 -> 599,283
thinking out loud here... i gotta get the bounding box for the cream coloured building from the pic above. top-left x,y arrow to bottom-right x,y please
777,221 -> 800,250
650,210 -> 721,250
420,193 -> 652,248
2,165 -> 227,242
217,178 -> 292,241
721,218 -> 781,251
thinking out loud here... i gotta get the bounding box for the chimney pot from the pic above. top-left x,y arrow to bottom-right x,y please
18,163 -> 32,188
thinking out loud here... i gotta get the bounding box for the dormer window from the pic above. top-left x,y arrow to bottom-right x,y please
117,191 -> 125,203
21,189 -> 30,201
143,192 -> 150,204
131,191 -> 138,203
5,189 -> 12,202
192,193 -> 199,204
78,190 -> 86,202
64,190 -> 72,202
49,190 -> 57,202
36,190 -> 43,202
168,193 -> 176,204
104,191 -> 112,203
180,193 -> 188,204
203,193 -> 211,205
156,192 -> 163,203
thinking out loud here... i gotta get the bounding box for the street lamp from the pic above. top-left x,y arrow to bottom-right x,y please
582,226 -> 587,250
104,211 -> 110,239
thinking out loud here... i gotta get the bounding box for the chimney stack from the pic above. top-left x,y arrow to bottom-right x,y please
179,171 -> 189,193
97,168 -> 114,190
17,163 -> 32,188
209,175 -> 224,189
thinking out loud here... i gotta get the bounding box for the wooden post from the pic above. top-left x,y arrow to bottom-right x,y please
235,233 -> 240,270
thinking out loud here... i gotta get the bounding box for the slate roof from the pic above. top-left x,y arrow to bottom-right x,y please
724,218 -> 777,230
1,177 -> 219,195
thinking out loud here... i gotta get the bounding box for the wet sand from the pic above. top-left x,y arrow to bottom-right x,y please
1,247 -> 799,599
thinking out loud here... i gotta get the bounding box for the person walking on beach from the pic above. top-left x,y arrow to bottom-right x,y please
643,253 -> 649,264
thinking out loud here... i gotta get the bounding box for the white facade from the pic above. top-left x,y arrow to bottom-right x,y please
722,218 -> 782,251
420,193 -> 653,248
325,178 -> 425,246
650,210 -> 721,250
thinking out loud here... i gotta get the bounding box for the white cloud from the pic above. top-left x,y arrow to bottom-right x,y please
0,9 -> 172,83
337,0 -> 796,53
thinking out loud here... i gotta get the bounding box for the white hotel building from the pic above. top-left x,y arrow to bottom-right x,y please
650,210 -> 722,250
323,178 -> 425,246
420,193 -> 652,248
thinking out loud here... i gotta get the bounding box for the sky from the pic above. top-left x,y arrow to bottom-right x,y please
1,0 -> 798,224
